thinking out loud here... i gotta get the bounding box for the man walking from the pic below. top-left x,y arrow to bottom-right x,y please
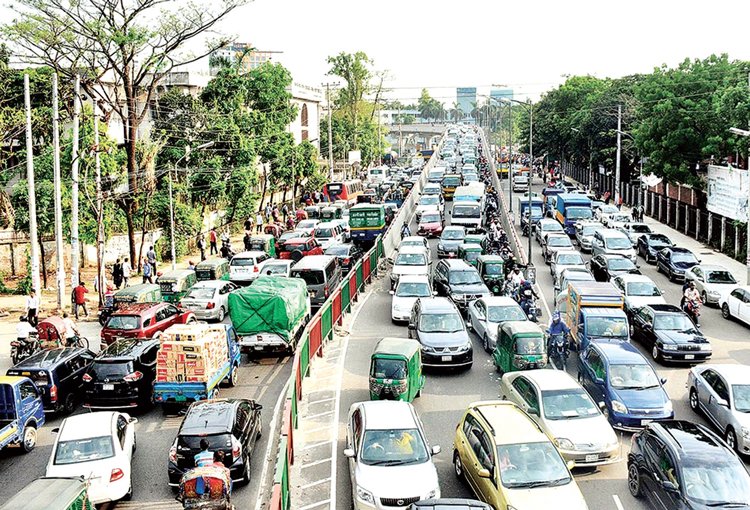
73,281 -> 89,320
255,211 -> 263,233
197,234 -> 206,261
282,203 -> 289,222
122,257 -> 132,287
24,290 -> 40,327
112,258 -> 123,289
209,228 -> 218,255
146,245 -> 157,274
142,258 -> 153,284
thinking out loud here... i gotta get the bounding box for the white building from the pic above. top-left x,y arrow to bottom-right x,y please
286,82 -> 323,152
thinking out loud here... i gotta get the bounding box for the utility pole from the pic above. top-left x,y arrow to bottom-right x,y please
70,76 -> 80,293
24,74 -> 41,295
95,114 -> 105,307
398,108 -> 403,164
508,102 -> 513,213
321,82 -> 338,180
169,165 -> 176,271
615,104 -> 622,207
377,98 -> 382,166
52,73 -> 65,308
528,99 -> 534,263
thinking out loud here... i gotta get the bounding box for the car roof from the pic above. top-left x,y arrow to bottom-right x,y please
418,297 -> 459,313
614,274 -> 656,284
291,255 -> 336,270
500,321 -> 544,336
696,264 -> 730,272
512,369 -> 580,391
315,222 -> 338,228
596,253 -> 627,260
643,303 -> 683,314
401,236 -> 427,244
667,246 -> 693,253
11,347 -> 88,369
59,411 -> 116,440
443,226 -> 465,232
232,250 -> 266,260
357,400 -> 418,430
398,246 -> 429,255
264,259 -> 295,267
191,280 -> 229,289
373,338 -> 421,358
114,302 -> 165,315
700,364 -> 750,384
591,340 -> 649,364
97,338 -> 159,360
599,228 -> 628,238
651,420 -> 729,457
442,259 -> 475,270
181,399 -> 239,435
468,401 -> 546,445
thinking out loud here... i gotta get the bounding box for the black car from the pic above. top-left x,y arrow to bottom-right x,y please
432,259 -> 490,311
657,246 -> 700,282
168,398 -> 262,486
408,297 -> 472,369
7,347 -> 95,414
82,338 -> 160,409
628,420 -> 750,508
630,304 -> 712,364
589,253 -> 641,282
324,243 -> 363,273
637,233 -> 673,263
409,500 -> 493,510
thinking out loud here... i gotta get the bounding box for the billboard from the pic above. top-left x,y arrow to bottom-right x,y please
707,165 -> 749,221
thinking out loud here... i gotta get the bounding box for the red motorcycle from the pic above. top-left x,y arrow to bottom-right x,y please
684,298 -> 701,327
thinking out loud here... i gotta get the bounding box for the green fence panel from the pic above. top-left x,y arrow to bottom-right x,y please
369,250 -> 377,277
299,336 -> 310,380
321,302 -> 333,341
341,279 -> 351,313
286,380 -> 298,429
356,261 -> 364,291
275,435 -> 291,509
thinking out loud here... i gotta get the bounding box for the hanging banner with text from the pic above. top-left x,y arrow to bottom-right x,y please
707,165 -> 749,221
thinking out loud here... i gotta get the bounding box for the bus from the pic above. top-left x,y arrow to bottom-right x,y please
323,180 -> 364,205
349,203 -> 387,245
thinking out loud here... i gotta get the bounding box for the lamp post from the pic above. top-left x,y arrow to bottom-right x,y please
172,141 -> 215,270
729,126 -> 750,284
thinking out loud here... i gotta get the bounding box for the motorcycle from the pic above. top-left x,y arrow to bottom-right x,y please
519,289 -> 542,322
10,331 -> 40,365
548,333 -> 569,370
684,298 -> 701,327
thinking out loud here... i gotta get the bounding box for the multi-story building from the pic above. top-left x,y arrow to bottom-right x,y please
457,87 -> 477,123
210,42 -> 276,74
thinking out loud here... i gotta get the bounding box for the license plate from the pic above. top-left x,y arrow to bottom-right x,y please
175,395 -> 187,402
441,355 -> 452,362
102,384 -> 114,391
685,354 -> 695,360
585,454 -> 598,462
641,419 -> 653,426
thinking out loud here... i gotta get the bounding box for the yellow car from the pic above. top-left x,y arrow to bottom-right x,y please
453,400 -> 589,510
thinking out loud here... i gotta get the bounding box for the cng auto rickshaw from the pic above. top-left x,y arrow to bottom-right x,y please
304,205 -> 321,219
492,321 -> 547,374
457,243 -> 483,267
0,477 -> 95,510
476,255 -> 505,295
157,269 -> 198,303
248,234 -> 276,258
463,234 -> 486,247
369,338 -> 424,402
113,283 -> 162,308
195,258 -> 231,282
320,205 -> 344,221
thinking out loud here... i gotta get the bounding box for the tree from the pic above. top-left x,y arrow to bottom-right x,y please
327,51 -> 373,150
3,0 -> 251,265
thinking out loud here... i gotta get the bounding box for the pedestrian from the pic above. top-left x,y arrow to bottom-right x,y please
255,211 -> 263,233
147,245 -> 157,274
122,257 -> 132,287
244,216 -> 254,232
271,205 -> 279,223
187,260 -> 196,270
112,258 -> 123,289
282,203 -> 289,221
73,281 -> 89,320
209,228 -> 218,255
220,228 -> 229,245
603,190 -> 611,205
142,258 -> 153,284
24,289 -> 40,327
93,273 -> 108,293
264,203 -> 272,222
631,206 -> 638,221
197,234 -> 206,261
243,231 -> 252,251
637,205 -> 645,222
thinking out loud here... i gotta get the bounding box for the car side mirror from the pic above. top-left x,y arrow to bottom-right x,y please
477,468 -> 492,479
662,480 -> 678,492
660,377 -> 668,385
407,323 -> 416,330
51,427 -> 60,434
598,401 -> 606,409
567,460 -> 576,471
128,417 -> 138,424
636,264 -> 641,269
343,448 -> 355,458
431,445 -> 441,455
389,290 -> 395,296
661,290 -> 665,295
644,323 -> 653,331
432,291 -> 438,296
594,377 -> 604,385
527,408 -> 539,416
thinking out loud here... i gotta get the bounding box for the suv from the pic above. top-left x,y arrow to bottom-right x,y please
279,237 -> 323,262
628,421 -> 750,507
82,338 -> 160,409
408,297 -> 472,369
313,222 -> 346,249
229,250 -> 271,285
7,347 -> 95,414
100,302 -> 196,345
432,259 -> 490,312
630,304 -> 712,364
168,399 -> 262,486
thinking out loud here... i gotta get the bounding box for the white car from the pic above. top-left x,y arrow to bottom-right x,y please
594,204 -> 619,222
536,218 -> 565,244
720,285 -> 750,327
500,370 -> 620,467
46,411 -> 137,504
345,401 -> 441,509
397,236 -> 431,262
180,279 -> 237,321
611,274 -> 666,316
415,195 -> 443,221
331,218 -> 351,241
390,275 -> 433,322
550,250 -> 587,278
604,213 -> 631,229
685,264 -> 739,305
390,246 -> 430,289
313,221 -> 346,250
295,219 -> 320,236
467,296 -> 528,352
229,250 -> 271,284
261,259 -> 295,277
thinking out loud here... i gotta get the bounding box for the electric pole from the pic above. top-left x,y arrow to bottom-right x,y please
615,104 -> 622,207
377,98 -> 382,166
52,73 -> 65,308
24,74 -> 41,295
322,82 -> 339,180
70,76 -> 81,293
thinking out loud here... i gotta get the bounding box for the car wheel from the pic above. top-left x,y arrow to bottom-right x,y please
228,365 -> 239,387
701,292 -> 708,306
669,268 -> 676,282
186,316 -> 197,324
689,389 -> 700,413
483,334 -> 491,354
453,450 -> 465,481
628,463 -> 643,498
242,454 -> 251,485
722,303 -> 732,320
21,426 -> 36,453
217,306 -> 226,322
63,393 -> 76,415
656,262 -> 662,274
726,427 -> 738,453
652,344 -> 661,363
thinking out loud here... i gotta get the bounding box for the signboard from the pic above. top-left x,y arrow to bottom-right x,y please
707,165 -> 749,221
348,151 -> 361,164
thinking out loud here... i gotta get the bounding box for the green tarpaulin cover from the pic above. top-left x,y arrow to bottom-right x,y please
228,276 -> 308,341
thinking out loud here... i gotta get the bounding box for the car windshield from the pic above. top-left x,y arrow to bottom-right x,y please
627,282 -> 661,297
568,208 -> 593,220
630,225 -> 652,233
325,245 -> 350,256
441,229 -> 465,240
297,221 -> 317,229
453,205 -> 480,217
371,358 -> 407,380
314,228 -> 333,238
419,313 -> 463,333
184,287 -> 216,300
672,252 -> 698,263
231,258 -> 256,267
609,364 -> 660,389
498,442 -> 571,488
443,177 -> 460,186
291,270 -> 325,286
263,264 -> 289,275
611,215 -> 629,223
91,361 -> 133,380
600,206 -> 618,215
483,264 -> 503,275
605,237 -> 631,249
543,223 -> 564,232
587,317 -> 628,338
558,254 -> 584,266
449,270 -> 482,285
654,313 -> 696,331
707,270 -> 737,284
732,385 -> 750,413
649,235 -> 671,246
682,463 -> 750,505
516,337 -> 544,354
582,225 -> 601,236
105,315 -> 140,330
396,282 -> 431,298
395,253 -> 427,266
549,237 -> 572,247
488,305 -> 527,322
54,436 -> 115,465
360,428 -> 429,466
542,389 -> 600,420
609,258 -> 636,270
420,196 -> 439,206
401,241 -> 426,250
421,213 -> 441,223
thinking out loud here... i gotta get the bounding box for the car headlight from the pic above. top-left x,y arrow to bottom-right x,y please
662,343 -> 678,351
555,438 -> 575,450
664,401 -> 673,414
421,345 -> 436,354
370,381 -> 384,393
611,400 -> 628,414
701,343 -> 712,351
356,486 -> 375,504
437,243 -> 445,251
742,427 -> 750,439
456,341 -> 472,353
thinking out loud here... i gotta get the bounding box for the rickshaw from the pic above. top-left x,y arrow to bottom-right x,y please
158,269 -> 198,303
320,205 -> 344,221
195,258 -> 231,282
304,205 -> 321,219
457,243 -> 483,267
176,466 -> 234,510
37,316 -> 89,348
247,234 -> 276,258
369,338 -> 424,402
492,321 -> 547,374
476,255 -> 505,295
0,476 -> 95,510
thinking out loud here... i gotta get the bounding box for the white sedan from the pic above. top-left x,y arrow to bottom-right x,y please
390,275 -> 434,323
685,264 -> 740,305
295,219 -> 320,236
467,296 -> 528,352
720,285 -> 750,328
180,280 -> 238,321
46,411 -> 137,504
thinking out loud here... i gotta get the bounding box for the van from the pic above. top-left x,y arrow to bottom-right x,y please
313,221 -> 346,250
290,255 -> 342,307
369,338 -> 424,402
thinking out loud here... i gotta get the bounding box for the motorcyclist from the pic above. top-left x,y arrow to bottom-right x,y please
16,315 -> 36,348
519,280 -> 539,299
401,223 -> 410,239
509,266 -> 525,287
547,311 -> 571,355
683,281 -> 702,327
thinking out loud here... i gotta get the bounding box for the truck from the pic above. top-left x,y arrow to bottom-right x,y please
555,193 -> 593,235
153,323 -> 241,410
0,375 -> 45,454
230,276 -> 310,353
518,196 -> 544,234
562,281 -> 628,350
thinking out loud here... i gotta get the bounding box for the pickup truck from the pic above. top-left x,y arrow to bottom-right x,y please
562,280 -> 629,350
0,375 -> 45,454
153,323 -> 241,411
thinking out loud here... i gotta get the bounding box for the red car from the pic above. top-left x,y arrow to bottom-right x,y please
100,302 -> 196,345
278,237 -> 324,261
417,212 -> 444,238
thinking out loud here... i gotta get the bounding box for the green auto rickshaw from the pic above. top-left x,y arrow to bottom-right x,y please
457,243 -> 483,267
304,205 -> 321,219
492,321 -> 547,374
248,234 -> 276,258
113,283 -> 162,308
476,255 -> 505,295
195,258 -> 231,282
320,205 -> 344,221
0,477 -> 95,510
157,269 -> 197,303
369,337 -> 424,402
464,234 -> 486,247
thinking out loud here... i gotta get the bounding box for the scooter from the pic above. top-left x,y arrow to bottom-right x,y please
10,331 -> 40,365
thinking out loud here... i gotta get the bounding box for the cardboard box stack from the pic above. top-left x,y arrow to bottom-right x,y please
156,324 -> 229,383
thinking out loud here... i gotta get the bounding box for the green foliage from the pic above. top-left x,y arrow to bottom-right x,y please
15,249 -> 32,295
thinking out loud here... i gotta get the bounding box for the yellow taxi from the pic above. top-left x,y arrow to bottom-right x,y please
453,400 -> 588,510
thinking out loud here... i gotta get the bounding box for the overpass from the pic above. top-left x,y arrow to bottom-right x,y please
384,123 -> 447,150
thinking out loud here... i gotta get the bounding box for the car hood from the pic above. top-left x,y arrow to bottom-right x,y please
393,265 -> 430,277
449,283 -> 490,295
625,295 -> 666,309
611,268 -> 641,277
612,386 -> 669,410
418,330 -> 470,347
355,459 -> 439,500
439,239 -> 464,248
704,282 -> 738,295
655,330 -> 707,345
545,414 -> 617,447
392,296 -> 420,312
506,479 -> 588,510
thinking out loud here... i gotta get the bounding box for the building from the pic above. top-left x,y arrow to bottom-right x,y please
457,87 -> 477,123
377,109 -> 423,125
286,82 -> 323,152
490,88 -> 514,102
210,42 -> 277,75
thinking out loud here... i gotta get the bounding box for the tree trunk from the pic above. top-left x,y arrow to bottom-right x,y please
259,166 -> 268,212
124,201 -> 137,272
137,196 -> 151,276
38,235 -> 47,289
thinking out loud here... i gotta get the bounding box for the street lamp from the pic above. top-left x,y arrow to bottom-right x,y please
729,126 -> 750,284
171,141 -> 215,270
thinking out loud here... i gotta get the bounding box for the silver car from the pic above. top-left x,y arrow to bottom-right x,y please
536,218 -> 565,245
688,364 -> 750,454
500,370 -> 620,466
467,296 -> 528,352
261,259 -> 295,277
685,264 -> 739,305
574,221 -> 605,253
542,233 -> 574,264
179,280 -> 237,322
549,250 -> 586,278
591,229 -> 637,263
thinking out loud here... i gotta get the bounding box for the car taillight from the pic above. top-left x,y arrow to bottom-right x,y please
343,258 -> 350,265
82,373 -> 92,383
110,468 -> 125,482
50,384 -> 58,403
123,371 -> 143,382
206,302 -> 215,309
169,445 -> 177,463
324,285 -> 329,297
253,265 -> 259,272
233,443 -> 241,460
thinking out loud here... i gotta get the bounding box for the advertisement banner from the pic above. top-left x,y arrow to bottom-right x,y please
707,165 -> 749,221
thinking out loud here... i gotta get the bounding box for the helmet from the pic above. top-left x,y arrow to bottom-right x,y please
19,315 -> 27,322
552,311 -> 561,322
